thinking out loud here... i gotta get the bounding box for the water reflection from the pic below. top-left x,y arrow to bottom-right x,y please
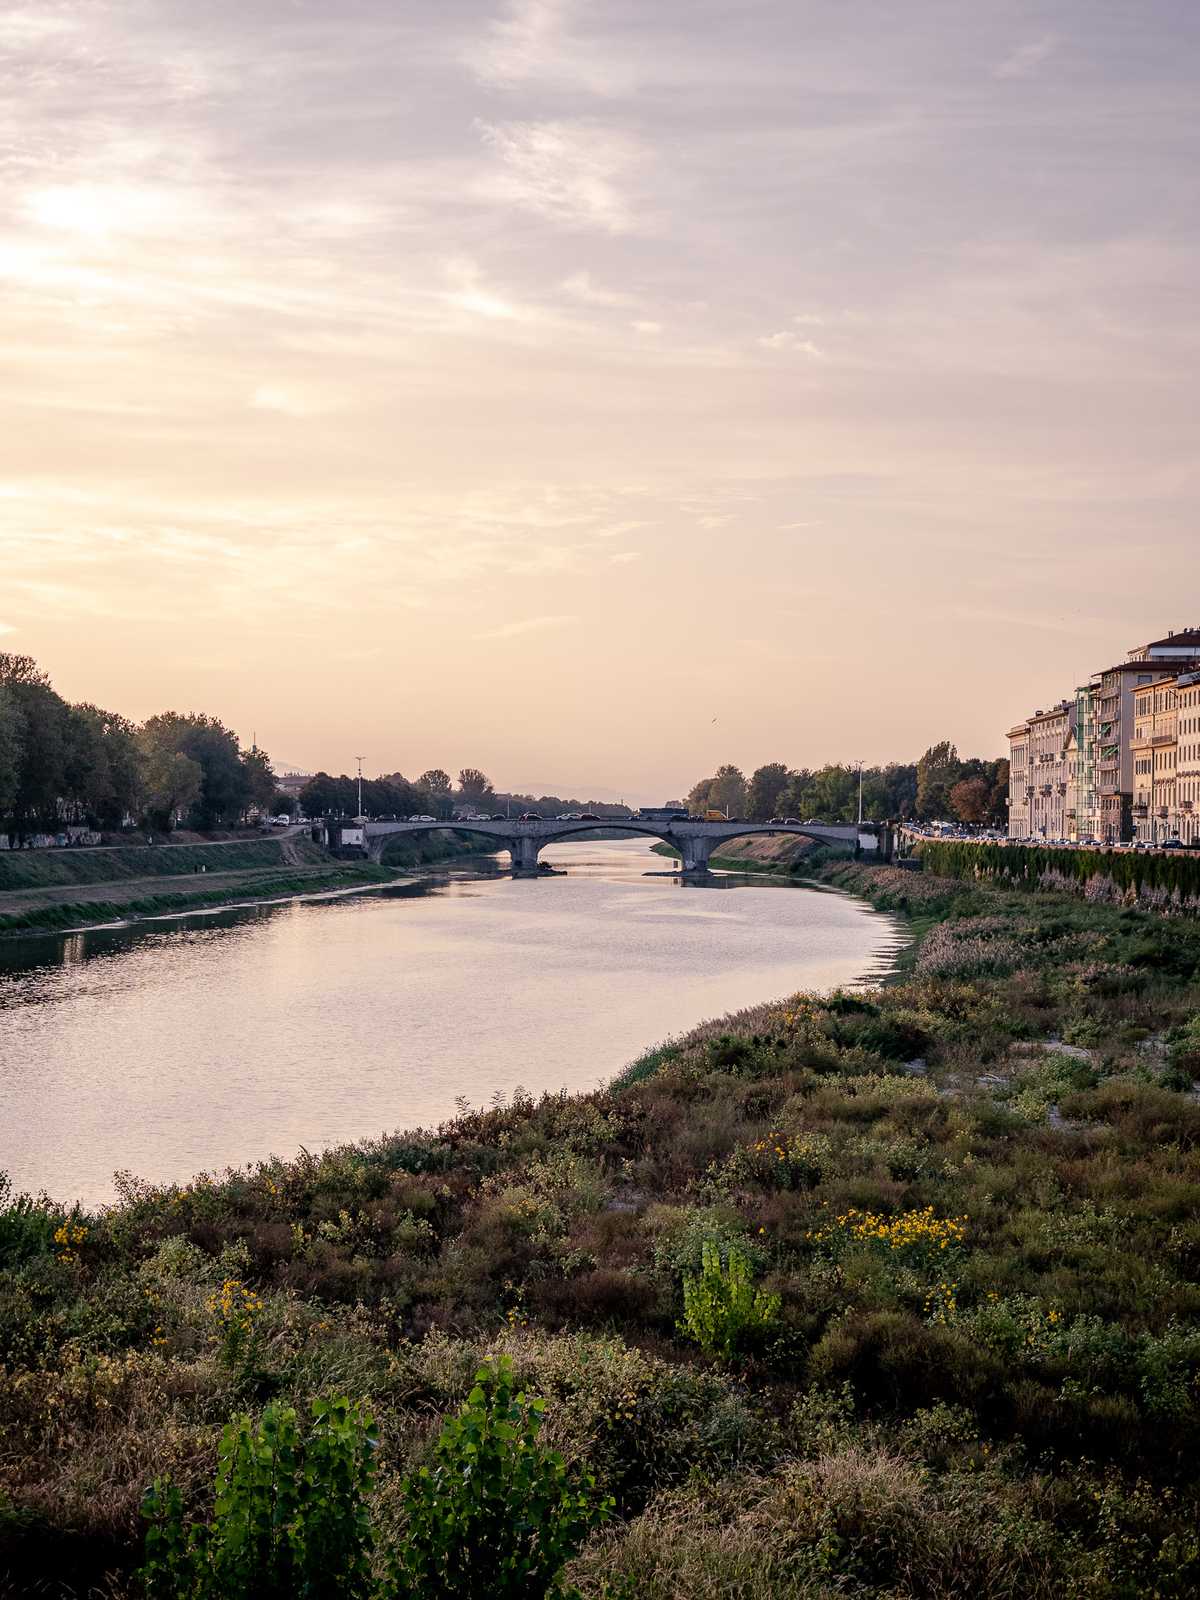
1,839 -> 904,1205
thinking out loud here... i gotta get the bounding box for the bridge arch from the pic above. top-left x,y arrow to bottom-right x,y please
368,823 -> 506,865
361,816 -> 884,873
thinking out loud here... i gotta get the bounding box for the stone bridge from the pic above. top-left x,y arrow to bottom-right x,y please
360,816 -> 892,874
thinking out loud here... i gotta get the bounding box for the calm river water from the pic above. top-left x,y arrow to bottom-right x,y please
0,839 -> 904,1208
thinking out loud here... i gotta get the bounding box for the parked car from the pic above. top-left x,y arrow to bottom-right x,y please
579,812 -> 600,822
407,813 -> 437,823
488,813 -> 506,821
271,814 -> 290,827
518,812 -> 542,821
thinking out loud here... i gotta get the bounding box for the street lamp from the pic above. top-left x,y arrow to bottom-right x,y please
355,755 -> 364,821
856,760 -> 864,827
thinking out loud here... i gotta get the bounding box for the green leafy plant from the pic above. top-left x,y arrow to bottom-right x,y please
140,1397 -> 379,1600
679,1241 -> 781,1362
393,1354 -> 611,1599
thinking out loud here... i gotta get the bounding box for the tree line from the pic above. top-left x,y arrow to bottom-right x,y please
0,652 -> 636,844
0,653 -> 287,841
686,742 -> 1009,826
298,766 -> 635,822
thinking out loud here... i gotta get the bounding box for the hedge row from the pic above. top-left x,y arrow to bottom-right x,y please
917,839 -> 1200,901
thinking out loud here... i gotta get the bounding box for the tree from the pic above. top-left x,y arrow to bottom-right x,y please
299,772 -> 349,818
806,765 -> 859,823
6,680 -> 71,838
89,708 -> 144,827
139,734 -> 202,831
240,746 -> 278,817
0,683 -> 19,828
394,1357 -> 609,1599
61,704 -> 112,825
0,653 -> 50,688
687,776 -> 714,813
985,759 -> 1010,827
272,791 -> 298,818
417,769 -> 452,795
142,713 -> 249,828
747,762 -> 791,821
457,768 -> 494,806
708,764 -> 748,818
778,767 -> 814,820
879,762 -> 918,819
916,741 -> 962,821
949,776 -> 991,824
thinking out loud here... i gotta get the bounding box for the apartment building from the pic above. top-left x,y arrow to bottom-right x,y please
1005,626 -> 1200,844
1090,660 -> 1176,843
1072,680 -> 1100,841
1131,677 -> 1179,843
1026,702 -> 1074,840
1006,722 -> 1030,839
1173,670 -> 1200,846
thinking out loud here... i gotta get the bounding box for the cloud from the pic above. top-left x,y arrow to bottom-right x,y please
560,269 -> 633,307
994,35 -> 1057,80
475,119 -> 639,233
250,385 -> 344,417
0,622 -> 14,635
469,0 -> 570,86
478,613 -> 579,640
758,332 -> 824,354
632,320 -> 661,335
465,0 -> 629,95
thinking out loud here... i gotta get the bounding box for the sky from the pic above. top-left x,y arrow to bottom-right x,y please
1,0 -> 1198,801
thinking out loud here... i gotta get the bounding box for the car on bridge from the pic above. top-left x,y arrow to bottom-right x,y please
407,813 -> 437,823
518,812 -> 542,821
488,813 -> 506,821
579,813 -> 600,822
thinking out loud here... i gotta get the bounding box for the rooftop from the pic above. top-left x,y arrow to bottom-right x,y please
1131,627 -> 1200,657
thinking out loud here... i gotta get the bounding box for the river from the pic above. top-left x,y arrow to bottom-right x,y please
0,839 -> 904,1208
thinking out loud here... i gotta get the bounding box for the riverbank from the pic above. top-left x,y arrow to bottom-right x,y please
0,832 -> 495,936
650,835 -> 828,875
3,862 -> 1200,1596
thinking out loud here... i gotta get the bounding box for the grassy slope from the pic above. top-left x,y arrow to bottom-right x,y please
0,865 -> 399,933
4,865 -> 1200,1595
0,838 -> 308,890
0,833 -> 496,935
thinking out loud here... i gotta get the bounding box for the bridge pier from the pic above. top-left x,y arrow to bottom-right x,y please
510,835 -> 542,875
679,836 -> 713,873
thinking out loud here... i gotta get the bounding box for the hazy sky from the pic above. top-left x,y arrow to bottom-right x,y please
2,1 -> 1198,799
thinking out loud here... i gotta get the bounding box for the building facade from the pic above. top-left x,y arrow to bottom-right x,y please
1026,702 -> 1073,840
1131,678 -> 1179,843
1004,626 -> 1200,844
1072,679 -> 1100,841
1177,671 -> 1200,847
1006,722 -> 1030,839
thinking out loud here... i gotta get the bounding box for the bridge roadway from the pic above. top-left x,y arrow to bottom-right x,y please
360,816 -> 890,874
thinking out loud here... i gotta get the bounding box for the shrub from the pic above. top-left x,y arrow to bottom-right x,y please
394,1355 -> 611,1599
0,1172 -> 60,1267
808,1311 -> 1000,1412
140,1397 -> 379,1600
679,1242 -> 781,1362
713,1131 -> 832,1193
